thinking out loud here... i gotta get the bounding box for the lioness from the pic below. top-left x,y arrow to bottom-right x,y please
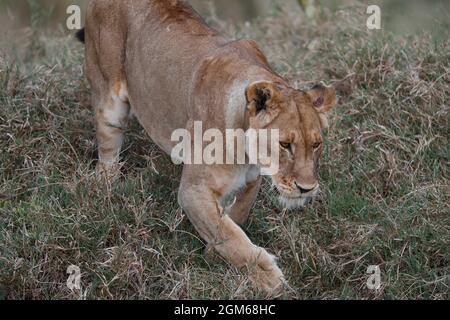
77,0 -> 337,293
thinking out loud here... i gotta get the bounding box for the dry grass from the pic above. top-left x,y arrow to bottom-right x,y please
0,2 -> 449,299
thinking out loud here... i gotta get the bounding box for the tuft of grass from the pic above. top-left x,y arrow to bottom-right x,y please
0,2 -> 449,299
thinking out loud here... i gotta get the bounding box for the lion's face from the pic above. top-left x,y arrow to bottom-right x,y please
246,81 -> 337,209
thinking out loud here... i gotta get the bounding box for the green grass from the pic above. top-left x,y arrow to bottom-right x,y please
0,2 -> 449,299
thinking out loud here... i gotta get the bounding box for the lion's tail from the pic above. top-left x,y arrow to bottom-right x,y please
75,28 -> 85,43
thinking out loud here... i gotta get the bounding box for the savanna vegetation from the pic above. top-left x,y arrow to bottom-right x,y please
0,0 -> 449,299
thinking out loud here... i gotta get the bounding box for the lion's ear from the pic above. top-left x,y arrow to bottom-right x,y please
307,83 -> 337,128
307,84 -> 337,114
245,81 -> 282,117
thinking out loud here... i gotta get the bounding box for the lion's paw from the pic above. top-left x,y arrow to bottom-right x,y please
95,161 -> 122,182
249,248 -> 286,295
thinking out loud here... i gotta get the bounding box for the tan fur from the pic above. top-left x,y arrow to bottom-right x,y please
82,0 -> 337,293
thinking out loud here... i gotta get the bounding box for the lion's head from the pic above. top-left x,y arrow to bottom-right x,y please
245,80 -> 337,209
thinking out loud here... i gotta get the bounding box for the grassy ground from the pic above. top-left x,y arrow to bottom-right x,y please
0,2 -> 449,299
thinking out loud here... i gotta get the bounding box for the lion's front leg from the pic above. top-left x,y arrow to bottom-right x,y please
227,176 -> 262,226
178,166 -> 284,293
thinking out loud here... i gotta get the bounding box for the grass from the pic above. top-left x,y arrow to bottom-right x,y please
0,2 -> 449,299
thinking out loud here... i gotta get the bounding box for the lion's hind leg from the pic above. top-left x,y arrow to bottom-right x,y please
94,81 -> 130,179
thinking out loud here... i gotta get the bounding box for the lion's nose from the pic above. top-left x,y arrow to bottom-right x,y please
295,182 -> 318,194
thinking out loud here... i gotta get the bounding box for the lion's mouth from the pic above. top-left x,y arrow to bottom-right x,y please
276,188 -> 319,209
269,178 -> 319,209
278,195 -> 311,209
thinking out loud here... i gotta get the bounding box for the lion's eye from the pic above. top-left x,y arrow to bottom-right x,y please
313,141 -> 322,150
280,142 -> 293,154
